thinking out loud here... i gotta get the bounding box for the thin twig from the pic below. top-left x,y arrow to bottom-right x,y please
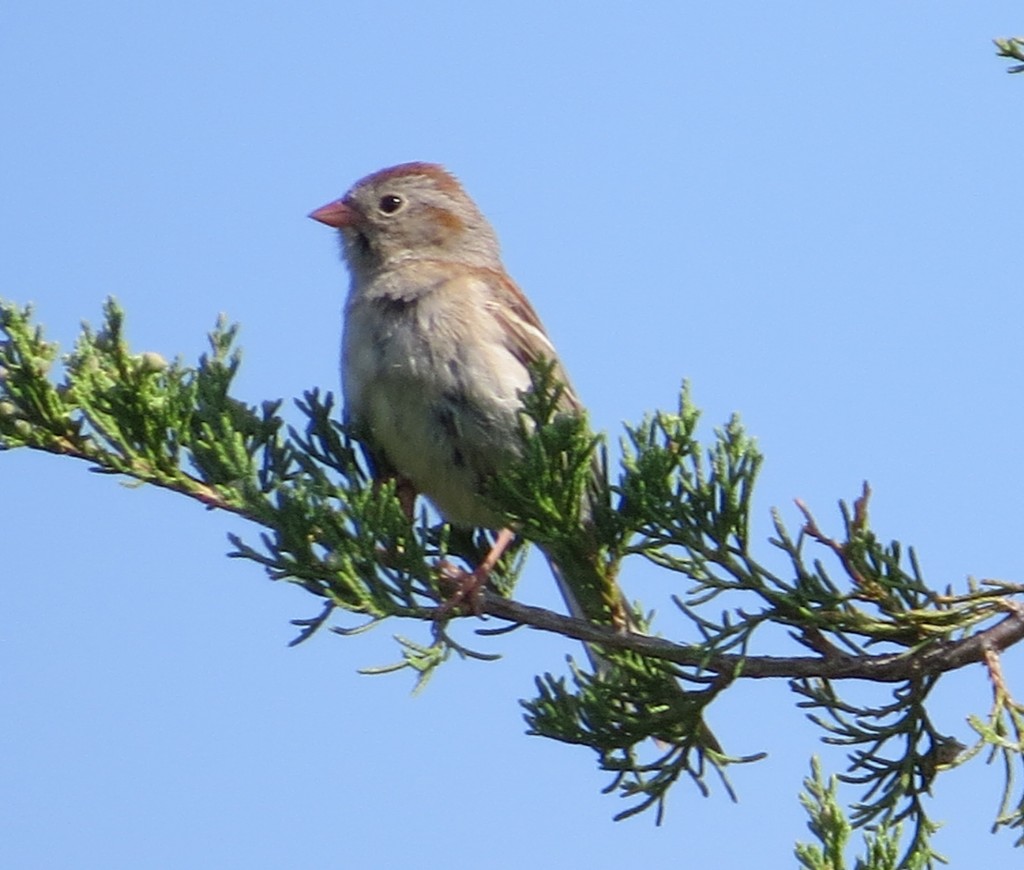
796,493 -> 870,588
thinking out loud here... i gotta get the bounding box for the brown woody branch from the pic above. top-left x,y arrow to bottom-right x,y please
473,592 -> 1024,683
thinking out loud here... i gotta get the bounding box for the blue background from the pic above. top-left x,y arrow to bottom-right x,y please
3,4 -> 1022,867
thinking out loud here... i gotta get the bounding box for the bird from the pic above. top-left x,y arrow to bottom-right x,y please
309,163 -> 719,750
308,162 -> 621,618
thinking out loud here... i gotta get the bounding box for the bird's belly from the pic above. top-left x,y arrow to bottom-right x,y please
344,291 -> 533,527
366,384 -> 506,526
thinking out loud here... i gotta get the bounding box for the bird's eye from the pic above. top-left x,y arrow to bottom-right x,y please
378,193 -> 404,214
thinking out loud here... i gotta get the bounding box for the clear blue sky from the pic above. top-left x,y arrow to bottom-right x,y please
3,4 -> 1022,867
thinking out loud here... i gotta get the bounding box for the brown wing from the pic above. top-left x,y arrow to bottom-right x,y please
479,267 -> 582,415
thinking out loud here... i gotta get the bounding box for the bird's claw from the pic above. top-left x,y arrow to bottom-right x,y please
436,561 -> 489,617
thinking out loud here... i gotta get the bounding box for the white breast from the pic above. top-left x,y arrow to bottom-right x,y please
342,270 -> 531,527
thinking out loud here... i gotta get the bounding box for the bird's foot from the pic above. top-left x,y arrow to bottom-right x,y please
435,562 -> 490,616
433,528 -> 516,617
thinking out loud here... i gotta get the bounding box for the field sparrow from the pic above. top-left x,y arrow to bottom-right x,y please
309,162 -> 617,618
311,163 -> 720,748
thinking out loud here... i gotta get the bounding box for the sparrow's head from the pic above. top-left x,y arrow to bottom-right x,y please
310,162 -> 502,278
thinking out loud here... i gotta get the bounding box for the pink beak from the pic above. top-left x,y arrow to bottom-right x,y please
309,198 -> 358,228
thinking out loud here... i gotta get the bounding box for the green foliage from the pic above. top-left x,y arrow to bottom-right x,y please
793,678 -> 949,865
4,298 -> 1024,865
995,37 -> 1024,73
796,758 -> 941,870
523,652 -> 751,823
0,299 -> 519,669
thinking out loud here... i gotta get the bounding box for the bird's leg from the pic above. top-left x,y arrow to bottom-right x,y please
378,474 -> 510,589
369,475 -> 419,572
393,476 -> 418,521
437,527 -> 516,616
371,473 -> 418,520
370,472 -> 511,615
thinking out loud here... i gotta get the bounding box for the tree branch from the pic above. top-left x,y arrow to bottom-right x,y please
475,591 -> 1024,682
6,297 -> 1024,844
